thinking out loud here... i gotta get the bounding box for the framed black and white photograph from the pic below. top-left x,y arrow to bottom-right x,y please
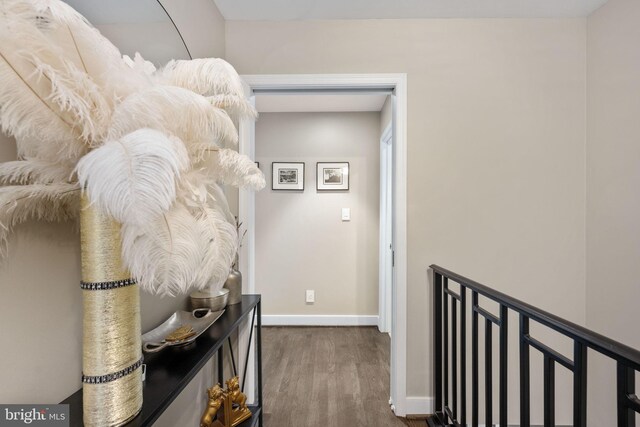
272,162 -> 305,191
317,162 -> 350,191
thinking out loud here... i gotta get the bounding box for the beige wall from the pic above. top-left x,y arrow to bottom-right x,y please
586,0 -> 640,424
161,0 -> 226,59
96,22 -> 191,66
255,112 -> 380,316
227,19 -> 588,417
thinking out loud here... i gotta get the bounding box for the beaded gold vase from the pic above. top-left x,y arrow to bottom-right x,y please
80,195 -> 143,426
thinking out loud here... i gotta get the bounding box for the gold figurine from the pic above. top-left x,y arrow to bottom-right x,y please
200,377 -> 252,427
200,385 -> 225,427
224,377 -> 251,426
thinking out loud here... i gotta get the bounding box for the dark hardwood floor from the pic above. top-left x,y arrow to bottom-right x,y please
262,326 -> 426,427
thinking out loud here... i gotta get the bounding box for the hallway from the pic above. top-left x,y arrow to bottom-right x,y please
262,327 -> 424,427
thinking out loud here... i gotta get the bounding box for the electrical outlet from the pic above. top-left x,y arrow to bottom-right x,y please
305,290 -> 315,303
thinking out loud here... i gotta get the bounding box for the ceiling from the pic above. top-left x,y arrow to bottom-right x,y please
214,0 -> 608,20
255,92 -> 389,113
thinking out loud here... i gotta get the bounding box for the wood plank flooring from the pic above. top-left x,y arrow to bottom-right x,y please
262,327 -> 426,427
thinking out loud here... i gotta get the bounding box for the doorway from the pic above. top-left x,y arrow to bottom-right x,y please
238,74 -> 409,416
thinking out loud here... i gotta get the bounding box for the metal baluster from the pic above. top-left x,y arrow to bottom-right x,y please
452,297 -> 458,420
434,272 -> 443,420
520,315 -> 531,427
472,291 -> 479,427
574,342 -> 588,427
444,277 -> 449,418
617,362 -> 636,427
499,305 -> 508,427
544,356 -> 555,427
486,319 -> 493,427
461,286 -> 467,425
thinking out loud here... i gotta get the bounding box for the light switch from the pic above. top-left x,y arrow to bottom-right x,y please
342,208 -> 351,221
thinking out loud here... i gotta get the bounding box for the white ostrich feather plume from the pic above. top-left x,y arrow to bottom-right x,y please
27,0 -> 152,100
159,58 -> 257,121
177,169 -> 236,225
76,128 -> 189,226
0,158 -> 75,184
160,58 -> 243,98
192,205 -> 238,291
107,86 -> 238,148
201,149 -> 265,190
0,0 -> 121,161
0,182 -> 79,255
121,202 -> 237,296
208,94 -> 257,122
0,35 -> 86,161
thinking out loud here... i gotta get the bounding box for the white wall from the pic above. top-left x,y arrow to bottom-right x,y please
255,112 -> 380,317
586,0 -> 640,424
227,18 -> 587,420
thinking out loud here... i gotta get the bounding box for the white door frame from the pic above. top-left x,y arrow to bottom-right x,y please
238,73 -> 409,416
378,123 -> 393,335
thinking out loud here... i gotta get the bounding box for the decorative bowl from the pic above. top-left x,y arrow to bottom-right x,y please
190,287 -> 229,311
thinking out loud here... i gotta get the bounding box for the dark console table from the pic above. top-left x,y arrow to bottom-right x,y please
62,295 -> 263,427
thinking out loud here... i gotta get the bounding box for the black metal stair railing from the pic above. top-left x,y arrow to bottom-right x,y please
429,265 -> 640,427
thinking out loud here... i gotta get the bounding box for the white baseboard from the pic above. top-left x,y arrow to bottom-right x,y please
404,396 -> 434,416
261,314 -> 379,326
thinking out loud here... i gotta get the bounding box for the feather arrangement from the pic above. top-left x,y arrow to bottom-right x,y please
0,0 -> 264,296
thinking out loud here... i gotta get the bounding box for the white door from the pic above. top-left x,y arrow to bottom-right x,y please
378,123 -> 393,334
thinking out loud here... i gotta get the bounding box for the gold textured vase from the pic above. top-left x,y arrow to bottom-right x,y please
80,195 -> 143,426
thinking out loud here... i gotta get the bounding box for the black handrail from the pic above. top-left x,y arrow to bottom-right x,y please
430,264 -> 640,427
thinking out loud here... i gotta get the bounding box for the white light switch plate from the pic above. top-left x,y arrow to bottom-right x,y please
306,290 -> 315,303
342,208 -> 351,221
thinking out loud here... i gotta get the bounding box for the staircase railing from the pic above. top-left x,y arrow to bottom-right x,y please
430,265 -> 640,427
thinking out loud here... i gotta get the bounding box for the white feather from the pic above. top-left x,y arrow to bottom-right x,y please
201,149 -> 265,190
108,86 -> 238,148
159,58 -> 243,98
159,58 -> 256,121
76,128 -> 189,226
192,205 -> 238,291
121,202 -> 237,296
208,94 -> 257,122
27,0 -> 152,100
0,0 -> 117,160
0,182 -> 79,255
0,158 -> 74,184
177,169 -> 236,225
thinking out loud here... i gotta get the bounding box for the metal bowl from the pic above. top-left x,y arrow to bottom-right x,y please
190,287 -> 229,311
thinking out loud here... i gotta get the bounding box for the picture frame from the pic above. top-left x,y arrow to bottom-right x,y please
316,162 -> 350,191
272,162 -> 305,191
